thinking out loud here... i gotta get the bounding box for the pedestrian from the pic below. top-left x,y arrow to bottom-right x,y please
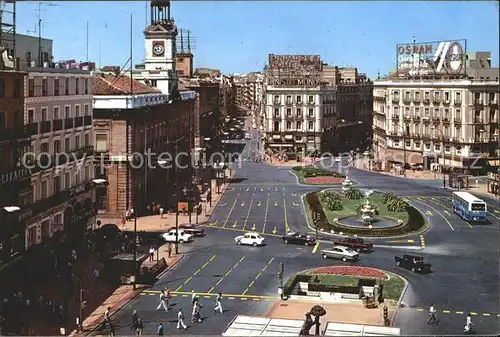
427,304 -> 438,324
93,268 -> 100,289
149,247 -> 155,262
131,310 -> 139,331
109,324 -> 115,337
125,209 -> 130,221
167,243 -> 172,258
71,249 -> 77,261
191,291 -> 196,306
159,206 -> 164,219
191,299 -> 202,323
156,290 -> 168,311
214,292 -> 223,314
157,322 -> 164,336
135,318 -> 144,335
177,309 -> 188,330
104,306 -> 112,329
130,208 -> 135,219
465,313 -> 472,333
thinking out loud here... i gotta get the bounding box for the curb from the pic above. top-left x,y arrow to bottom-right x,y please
289,169 -> 351,187
81,254 -> 185,336
206,172 -> 236,222
391,274 -> 410,327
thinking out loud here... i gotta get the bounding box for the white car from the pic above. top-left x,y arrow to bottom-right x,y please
235,232 -> 265,247
161,230 -> 193,243
363,151 -> 370,156
321,245 -> 359,262
334,157 -> 342,163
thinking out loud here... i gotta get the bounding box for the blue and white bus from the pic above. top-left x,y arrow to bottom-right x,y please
452,191 -> 488,221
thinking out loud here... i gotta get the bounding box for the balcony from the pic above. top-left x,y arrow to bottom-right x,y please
403,115 -> 411,121
454,118 -> 461,124
489,100 -> 498,108
391,115 -> 400,120
414,96 -> 421,103
64,117 -> 74,129
442,117 -> 450,123
307,101 -> 315,105
285,100 -> 293,105
413,115 -> 421,121
473,118 -> 484,124
432,116 -> 440,122
273,100 -> 281,105
28,145 -> 94,174
24,123 -> 39,137
40,121 -> 52,134
53,119 -> 63,131
474,99 -> 483,107
442,99 -> 450,105
423,98 -> 430,105
75,116 -> 84,128
454,98 -> 462,105
84,115 -> 92,126
402,96 -> 411,103
433,97 -> 441,104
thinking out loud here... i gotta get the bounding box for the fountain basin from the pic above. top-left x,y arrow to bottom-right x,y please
336,215 -> 400,229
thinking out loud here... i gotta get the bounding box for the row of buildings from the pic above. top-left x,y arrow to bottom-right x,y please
0,0 -> 236,282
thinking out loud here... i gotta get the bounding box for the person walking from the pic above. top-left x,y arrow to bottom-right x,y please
131,310 -> 139,331
104,307 -> 112,329
93,268 -> 100,290
149,247 -> 155,262
191,291 -> 197,306
464,313 -> 472,333
214,292 -> 223,314
177,309 -> 188,330
191,300 -> 202,323
167,243 -> 172,258
125,209 -> 130,222
135,318 -> 144,335
427,304 -> 438,324
156,290 -> 168,311
156,322 -> 164,336
159,206 -> 164,219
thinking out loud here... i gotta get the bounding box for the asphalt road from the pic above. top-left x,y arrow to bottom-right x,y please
93,131 -> 500,336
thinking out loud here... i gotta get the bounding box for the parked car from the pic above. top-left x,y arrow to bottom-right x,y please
178,224 -> 205,237
282,232 -> 316,246
395,254 -> 432,273
244,133 -> 251,140
235,232 -> 265,247
333,237 -> 373,252
161,230 -> 193,243
320,245 -> 359,262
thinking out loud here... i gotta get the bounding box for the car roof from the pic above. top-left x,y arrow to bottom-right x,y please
245,232 -> 261,235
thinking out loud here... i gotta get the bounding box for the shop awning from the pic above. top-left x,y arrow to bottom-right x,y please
487,159 -> 500,166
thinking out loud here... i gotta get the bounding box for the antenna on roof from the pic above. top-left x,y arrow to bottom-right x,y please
187,30 -> 191,53
180,29 -> 184,53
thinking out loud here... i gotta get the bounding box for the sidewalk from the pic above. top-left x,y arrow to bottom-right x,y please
97,177 -> 233,232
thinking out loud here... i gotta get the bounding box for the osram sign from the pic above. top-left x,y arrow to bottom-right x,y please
396,40 -> 466,76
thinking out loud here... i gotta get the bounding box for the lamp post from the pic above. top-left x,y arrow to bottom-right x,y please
392,122 -> 407,177
431,127 -> 446,189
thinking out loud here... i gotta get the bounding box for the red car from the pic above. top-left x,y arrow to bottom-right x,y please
333,237 -> 373,252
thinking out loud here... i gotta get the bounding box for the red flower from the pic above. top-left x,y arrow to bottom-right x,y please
311,266 -> 388,279
305,177 -> 344,184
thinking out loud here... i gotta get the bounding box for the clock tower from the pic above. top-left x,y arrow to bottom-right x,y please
142,0 -> 177,96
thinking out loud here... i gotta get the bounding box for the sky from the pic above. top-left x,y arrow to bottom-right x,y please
14,1 -> 500,78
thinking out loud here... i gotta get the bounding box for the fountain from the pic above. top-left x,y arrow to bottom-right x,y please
342,175 -> 353,191
360,190 -> 375,225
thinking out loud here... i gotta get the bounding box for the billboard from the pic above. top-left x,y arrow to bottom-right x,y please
268,54 -> 321,72
396,39 -> 467,76
267,54 -> 322,87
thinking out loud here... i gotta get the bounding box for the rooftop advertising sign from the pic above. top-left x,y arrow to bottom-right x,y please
396,40 -> 467,76
268,54 -> 321,72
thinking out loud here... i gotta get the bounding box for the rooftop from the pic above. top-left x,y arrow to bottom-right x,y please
92,74 -> 161,95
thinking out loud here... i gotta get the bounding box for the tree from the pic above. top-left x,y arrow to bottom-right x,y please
320,191 -> 343,211
386,199 -> 408,212
345,187 -> 363,200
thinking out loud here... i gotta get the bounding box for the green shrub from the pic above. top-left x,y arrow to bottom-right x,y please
292,166 -> 303,172
356,203 -> 379,215
345,187 -> 363,200
386,199 -> 408,212
381,192 -> 397,204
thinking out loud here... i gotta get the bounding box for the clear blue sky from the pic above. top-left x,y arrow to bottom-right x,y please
16,1 -> 499,78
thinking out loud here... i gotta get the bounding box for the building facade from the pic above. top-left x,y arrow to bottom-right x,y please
92,74 -> 197,217
23,64 -> 95,251
233,73 -> 264,111
372,51 -> 499,172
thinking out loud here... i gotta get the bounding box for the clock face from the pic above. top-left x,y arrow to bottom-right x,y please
153,43 -> 165,56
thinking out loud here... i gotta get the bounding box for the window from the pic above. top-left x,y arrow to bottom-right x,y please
41,180 -> 48,199
444,108 -> 450,118
85,79 -> 89,94
296,95 -> 302,104
54,78 -> 60,96
42,78 -> 48,96
85,165 -> 91,181
274,108 -> 279,118
308,108 -> 314,117
308,95 -> 314,103
65,172 -> 71,189
75,78 -> 80,95
84,104 -> 89,115
425,143 -> 431,150
84,133 -> 90,146
54,176 -> 61,194
53,107 -> 60,120
414,107 -> 420,117
75,105 -> 80,117
424,91 -> 430,100
455,91 -> 461,102
415,141 -> 421,148
297,108 -> 302,117
490,92 -> 496,102
286,108 -> 292,117
286,121 -> 291,130
273,95 -> 280,104
415,91 -> 420,100
295,135 -> 302,141
65,137 -> 71,151
41,108 -> 48,121
286,95 -> 292,104
424,108 -> 430,117
444,91 -> 450,102
65,106 -> 70,118
273,121 -> 280,132
445,145 -> 451,152
75,135 -> 80,149
308,121 -> 314,130
435,144 -> 441,151
28,78 -> 35,97
54,139 -> 61,154
296,121 -> 302,130
405,140 -> 411,147
13,78 -> 21,98
65,78 -> 70,95
28,109 -> 35,123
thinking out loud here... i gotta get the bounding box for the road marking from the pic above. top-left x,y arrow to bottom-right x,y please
201,223 -> 283,237
283,198 -> 289,233
144,290 -> 279,300
416,308 -> 424,312
483,313 -> 490,316
272,227 -> 277,234
425,210 -> 433,216
274,201 -> 279,207
246,187 -> 249,192
312,242 -> 319,254
240,201 -> 245,207
292,193 -> 297,196
232,220 -> 238,228
242,257 -> 274,296
420,235 -> 425,248
262,193 -> 270,234
219,202 -> 227,207
176,254 -> 216,292
388,239 -> 415,243
251,223 -> 256,231
456,311 -> 464,315
243,197 -> 254,229
470,312 -> 477,316
275,187 -> 278,191
223,194 -> 240,228
413,199 -> 455,231
293,202 -> 300,207
495,210 -> 500,214
260,188 -> 264,192
442,310 -> 450,314
257,201 -> 262,206
443,210 -> 451,216
208,256 -> 245,293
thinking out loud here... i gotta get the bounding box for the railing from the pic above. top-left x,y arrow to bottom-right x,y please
454,118 -> 461,124
64,117 -> 74,129
75,116 -> 84,128
40,121 -> 52,134
442,99 -> 450,105
84,115 -> 92,126
285,100 -> 293,105
423,99 -> 430,104
307,101 -> 315,105
391,115 -> 400,120
53,119 -> 63,131
473,118 -> 484,124
433,97 -> 441,104
442,118 -> 450,123
392,97 -> 400,103
403,115 -> 411,120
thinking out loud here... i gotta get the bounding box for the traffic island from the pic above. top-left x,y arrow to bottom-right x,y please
291,166 -> 347,185
304,189 -> 428,237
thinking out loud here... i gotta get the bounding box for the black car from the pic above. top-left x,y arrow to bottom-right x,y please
178,223 -> 205,236
282,232 -> 316,246
395,254 -> 432,273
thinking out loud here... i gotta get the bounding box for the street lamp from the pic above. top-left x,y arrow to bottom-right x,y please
3,206 -> 20,213
431,126 -> 447,189
392,122 -> 407,177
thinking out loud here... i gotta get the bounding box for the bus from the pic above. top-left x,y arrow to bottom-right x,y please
452,191 -> 488,221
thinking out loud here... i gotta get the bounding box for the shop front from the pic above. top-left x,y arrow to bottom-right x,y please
487,172 -> 499,196
64,197 -> 97,252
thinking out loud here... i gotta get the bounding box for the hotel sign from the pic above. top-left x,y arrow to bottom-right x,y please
396,39 -> 467,76
0,168 -> 30,185
268,54 -> 321,72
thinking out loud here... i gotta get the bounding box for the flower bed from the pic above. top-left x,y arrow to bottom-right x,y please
310,266 -> 388,279
305,176 -> 345,184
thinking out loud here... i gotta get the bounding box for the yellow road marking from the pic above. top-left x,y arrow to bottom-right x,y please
442,310 -> 450,313
456,311 -> 464,315
483,313 -> 490,316
240,201 -> 245,207
312,242 -> 319,254
262,194 -> 270,234
223,194 -> 239,227
413,199 -> 455,231
208,256 -> 245,293
388,239 -> 415,243
243,196 -> 254,229
176,254 -> 216,291
420,235 -> 425,248
283,198 -> 289,233
241,257 -> 274,296
416,308 -> 424,312
257,201 -> 262,206
470,312 -> 477,315
251,223 -> 256,231
425,210 -> 433,216
232,220 -> 238,228
272,227 -> 277,234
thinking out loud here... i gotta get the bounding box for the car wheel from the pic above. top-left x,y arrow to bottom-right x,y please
322,254 -> 328,259
342,257 -> 348,262
304,242 -> 309,246
283,239 -> 288,244
236,240 -> 241,245
396,261 -> 401,266
411,268 -> 416,273
252,242 -> 258,247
